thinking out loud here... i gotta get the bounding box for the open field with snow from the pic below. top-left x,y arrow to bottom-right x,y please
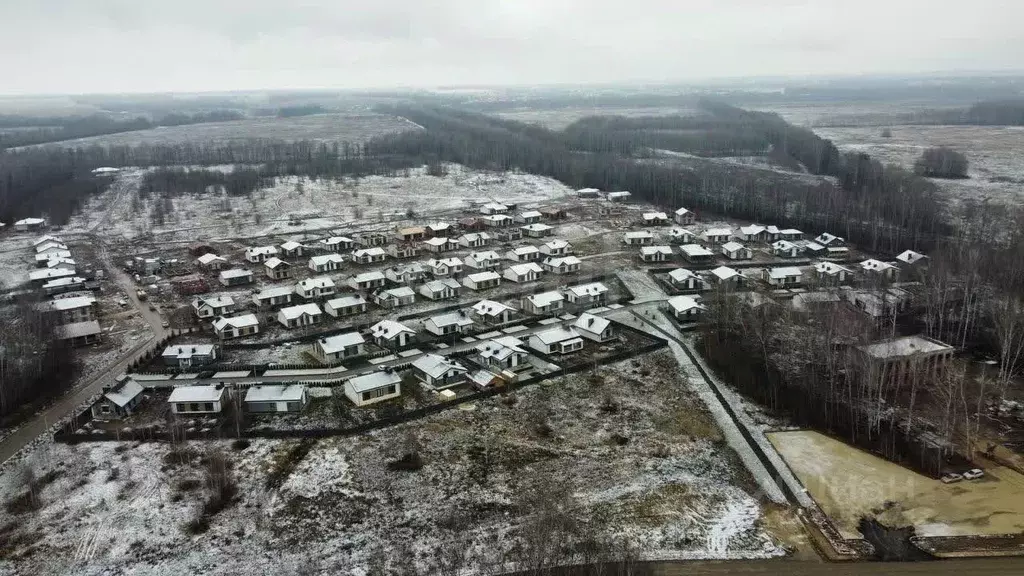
18,113 -> 418,150
0,351 -> 788,575
814,125 -> 1024,205
494,106 -> 701,130
768,430 -> 1024,540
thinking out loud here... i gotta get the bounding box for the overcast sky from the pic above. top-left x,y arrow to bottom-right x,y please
2,0 -> 1022,95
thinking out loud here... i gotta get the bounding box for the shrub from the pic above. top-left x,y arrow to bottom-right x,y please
230,439 -> 251,451
610,433 -> 630,446
183,516 -> 210,535
914,146 -> 969,178
386,452 -> 424,472
176,478 -> 201,492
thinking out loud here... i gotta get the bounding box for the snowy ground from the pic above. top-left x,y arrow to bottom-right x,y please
0,351 -> 785,575
16,113 -> 418,150
63,165 -> 577,243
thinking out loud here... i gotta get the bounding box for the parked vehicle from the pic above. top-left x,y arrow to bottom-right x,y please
963,469 -> 985,480
940,473 -> 963,484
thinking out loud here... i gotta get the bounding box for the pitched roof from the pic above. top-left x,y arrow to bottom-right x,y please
896,250 -> 928,264
255,286 -> 295,299
766,266 -> 803,279
370,319 -> 414,339
422,278 -> 462,292
197,253 -> 226,264
679,244 -> 713,257
507,262 -> 544,275
44,296 -> 95,311
347,371 -> 401,393
298,276 -> 336,290
104,378 -> 144,408
168,385 -> 224,403
351,271 -> 385,283
643,212 -> 668,220
352,247 -> 386,257
213,314 -> 259,330
543,256 -> 582,267
814,261 -> 851,275
526,291 -> 564,307
674,207 -> 691,216
472,300 -> 515,316
196,295 -> 235,309
711,266 -> 741,281
55,320 -> 101,339
264,257 -> 289,269
318,332 -> 365,353
532,326 -> 581,345
860,259 -> 897,272
245,385 -> 306,403
413,354 -> 468,379
476,336 -> 527,361
722,241 -> 746,252
279,303 -> 322,320
466,271 -> 501,282
326,294 -> 365,308
567,282 -> 609,297
219,269 -> 253,279
640,245 -> 673,256
280,240 -> 304,250
574,313 -> 611,334
703,228 -> 733,237
427,312 -> 475,328
310,254 -> 345,265
668,295 -> 703,313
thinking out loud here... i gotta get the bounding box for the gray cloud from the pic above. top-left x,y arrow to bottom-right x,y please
1,0 -> 1022,94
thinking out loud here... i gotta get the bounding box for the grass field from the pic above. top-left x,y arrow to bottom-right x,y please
19,113 -> 419,148
768,430 -> 1024,540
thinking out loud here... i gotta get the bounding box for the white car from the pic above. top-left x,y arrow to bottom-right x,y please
940,473 -> 963,484
963,469 -> 985,480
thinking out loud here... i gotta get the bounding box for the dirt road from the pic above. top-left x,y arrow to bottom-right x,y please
649,558 -> 1024,575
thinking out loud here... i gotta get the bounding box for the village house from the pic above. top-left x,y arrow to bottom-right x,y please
14,217 -> 45,232
295,276 -> 337,299
252,286 -> 295,309
504,262 -> 544,283
574,313 -> 614,343
506,245 -> 540,262
476,336 -> 530,371
413,354 -> 469,390
347,271 -> 387,291
721,241 -> 753,260
464,250 -> 503,271
623,231 -> 654,246
91,377 -> 144,420
422,236 -> 458,253
668,228 -> 695,244
218,269 -> 254,287
373,286 -> 416,308
427,222 -> 452,237
643,212 -> 669,226
667,295 -> 704,320
679,244 -> 715,264
813,261 -> 853,284
370,319 -> 416,349
419,278 -> 462,301
522,291 -> 565,315
674,207 -> 695,225
264,257 -> 292,280
321,236 -> 354,252
351,247 -> 387,265
472,300 -> 517,325
55,320 -> 102,347
493,227 -> 523,242
860,259 -> 900,281
245,385 -> 309,414
192,295 -> 235,319
280,240 -> 305,258
521,223 -> 554,238
804,242 -> 827,257
385,263 -> 427,285
457,217 -> 484,232
482,214 -> 514,228
763,226 -> 782,242
515,210 -> 543,225
168,385 -> 225,415
577,187 -> 601,198
345,371 -> 402,407
197,253 -> 228,270
606,191 -> 632,202
738,224 -> 767,243
314,332 -> 366,363
763,266 -> 804,287
308,253 -> 345,273
855,335 -> 954,390
171,274 -> 209,296
528,327 -> 584,355
426,257 -> 464,277
32,235 -> 62,247
42,276 -> 87,296
424,311 -> 475,337
162,344 -> 218,368
277,303 -> 323,329
542,255 -> 582,274
565,282 -> 610,306
35,250 -> 72,266
245,246 -> 279,263
462,271 -> 502,291
387,243 -> 421,259
897,250 -> 928,268
324,294 -> 368,317
669,268 -> 703,291
702,228 -> 733,245
356,232 -> 388,247
845,287 -> 912,318
480,202 -> 509,215
539,239 -> 573,257
772,240 -> 802,258
458,232 -> 492,249
540,206 -> 566,220
394,225 -> 427,243
44,257 -> 76,271
35,241 -> 68,255
213,313 -> 260,339
40,296 -> 96,324
779,229 -> 804,241
640,245 -> 674,263
709,266 -> 744,287
814,232 -> 845,247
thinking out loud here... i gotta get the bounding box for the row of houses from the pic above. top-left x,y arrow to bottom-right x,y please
25,235 -> 103,347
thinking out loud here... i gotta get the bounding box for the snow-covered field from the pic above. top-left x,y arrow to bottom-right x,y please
64,165 -> 576,243
814,125 -> 1024,204
0,351 -> 784,575
17,113 -> 418,150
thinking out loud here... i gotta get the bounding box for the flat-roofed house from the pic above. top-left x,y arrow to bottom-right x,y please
314,332 -> 365,363
324,294 -> 368,317
277,303 -> 323,328
345,371 -> 402,407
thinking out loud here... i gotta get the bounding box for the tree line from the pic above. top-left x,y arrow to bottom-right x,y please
0,110 -> 246,149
